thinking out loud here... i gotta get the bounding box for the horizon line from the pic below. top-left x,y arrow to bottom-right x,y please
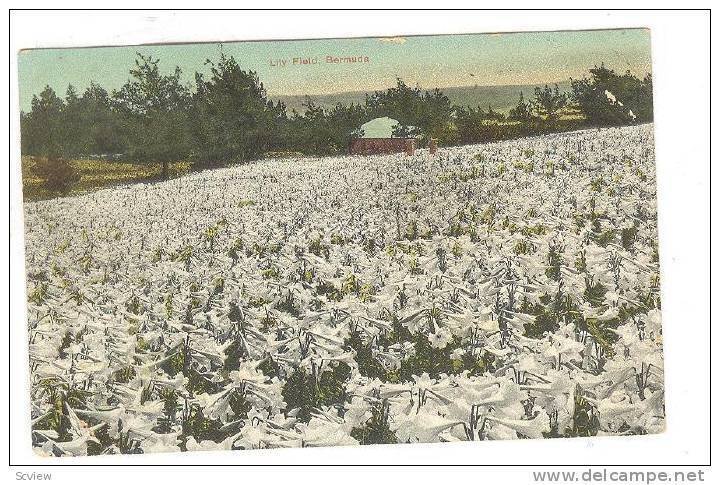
266,79 -> 576,99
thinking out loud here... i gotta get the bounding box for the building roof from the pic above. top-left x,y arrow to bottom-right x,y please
357,117 -> 421,139
358,117 -> 399,138
360,116 -> 398,138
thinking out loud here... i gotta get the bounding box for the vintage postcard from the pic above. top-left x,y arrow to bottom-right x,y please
20,29 -> 662,457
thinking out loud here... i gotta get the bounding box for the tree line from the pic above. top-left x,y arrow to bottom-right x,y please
21,53 -> 653,192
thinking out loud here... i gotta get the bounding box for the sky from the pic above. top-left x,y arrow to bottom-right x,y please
18,28 -> 652,112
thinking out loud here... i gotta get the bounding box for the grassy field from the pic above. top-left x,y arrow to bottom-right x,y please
21,157 -> 191,202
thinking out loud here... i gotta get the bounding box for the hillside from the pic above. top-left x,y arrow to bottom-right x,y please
25,125 -> 663,455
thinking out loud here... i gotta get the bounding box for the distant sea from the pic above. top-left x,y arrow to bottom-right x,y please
272,81 -> 572,115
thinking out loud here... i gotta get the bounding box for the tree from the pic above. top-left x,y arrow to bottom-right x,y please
113,53 -> 191,178
620,72 -> 653,122
265,99 -> 292,153
77,83 -> 126,155
365,79 -> 454,144
21,52 -> 653,188
61,85 -> 83,157
324,102 -> 367,152
285,99 -> 364,155
21,86 -> 83,195
21,83 -> 126,160
508,92 -> 533,122
532,84 -> 567,122
419,88 -> 456,144
365,78 -> 424,128
20,86 -> 65,158
571,65 -> 653,126
189,53 -> 276,166
454,105 -> 518,145
291,98 -> 333,154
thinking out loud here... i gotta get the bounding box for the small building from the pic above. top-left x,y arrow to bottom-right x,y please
349,117 -> 417,155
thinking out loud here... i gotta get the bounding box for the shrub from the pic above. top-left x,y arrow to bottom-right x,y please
31,157 -> 80,194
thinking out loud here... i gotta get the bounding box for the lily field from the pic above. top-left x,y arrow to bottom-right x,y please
24,124 -> 663,456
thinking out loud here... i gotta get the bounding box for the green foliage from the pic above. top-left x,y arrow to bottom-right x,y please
583,317 -> 619,357
28,281 -> 49,305
160,348 -> 186,377
403,220 -> 419,241
532,84 -> 567,121
508,92 -> 534,122
621,225 -> 638,250
345,331 -> 388,380
398,332 -> 454,381
545,244 -> 563,280
21,86 -> 67,158
520,298 -> 560,339
181,405 -> 223,442
567,391 -> 601,437
350,402 -> 398,445
261,266 -> 280,280
513,239 -> 533,255
308,236 -> 330,258
282,363 -> 352,422
316,280 -> 344,302
593,229 -> 616,248
288,99 -> 367,155
222,339 -> 247,372
583,280 -> 608,307
454,105 -> 519,144
365,78 -> 455,144
189,53 -> 281,166
20,59 -> 652,196
62,83 -> 126,156
111,366 -> 137,384
113,54 -> 192,178
571,64 -> 653,125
